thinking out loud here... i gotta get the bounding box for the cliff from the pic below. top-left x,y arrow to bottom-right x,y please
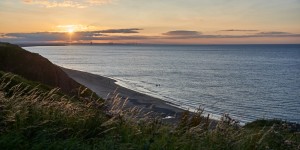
0,42 -> 80,95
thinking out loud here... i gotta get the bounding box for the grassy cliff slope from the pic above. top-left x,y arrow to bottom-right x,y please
0,43 -> 80,95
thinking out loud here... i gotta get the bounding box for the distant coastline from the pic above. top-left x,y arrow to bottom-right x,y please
16,42 -> 300,47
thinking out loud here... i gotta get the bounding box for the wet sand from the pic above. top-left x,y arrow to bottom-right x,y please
61,67 -> 186,119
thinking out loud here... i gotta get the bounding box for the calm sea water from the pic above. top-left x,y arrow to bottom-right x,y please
25,44 -> 300,123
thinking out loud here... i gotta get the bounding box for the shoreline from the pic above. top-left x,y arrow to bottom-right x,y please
61,67 -> 187,120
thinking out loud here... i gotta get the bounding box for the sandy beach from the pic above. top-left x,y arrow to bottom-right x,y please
61,67 -> 186,120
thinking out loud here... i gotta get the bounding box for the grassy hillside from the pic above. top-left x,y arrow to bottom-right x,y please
0,43 -> 80,95
0,71 -> 299,150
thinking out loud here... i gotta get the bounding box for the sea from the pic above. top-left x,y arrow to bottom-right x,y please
25,44 -> 300,123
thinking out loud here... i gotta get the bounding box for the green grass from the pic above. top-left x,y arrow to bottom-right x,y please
0,72 -> 299,150
0,70 -> 100,100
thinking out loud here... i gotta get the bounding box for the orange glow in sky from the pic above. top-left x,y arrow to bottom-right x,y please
0,0 -> 299,44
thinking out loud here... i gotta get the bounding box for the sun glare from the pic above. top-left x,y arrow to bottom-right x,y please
68,27 -> 74,34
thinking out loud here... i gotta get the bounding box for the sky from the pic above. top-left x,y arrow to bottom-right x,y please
0,0 -> 300,44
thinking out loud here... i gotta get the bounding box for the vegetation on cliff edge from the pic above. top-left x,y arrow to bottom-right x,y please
0,71 -> 299,150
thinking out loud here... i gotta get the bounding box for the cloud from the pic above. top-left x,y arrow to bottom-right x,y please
74,28 -> 142,37
22,0 -> 112,8
4,32 -> 68,41
1,29 -> 300,43
162,30 -> 300,39
220,29 -> 258,32
93,35 -> 154,41
256,32 -> 291,35
0,28 -> 145,42
0,33 -> 18,39
163,30 -> 201,36
163,30 -> 203,39
100,28 -> 142,34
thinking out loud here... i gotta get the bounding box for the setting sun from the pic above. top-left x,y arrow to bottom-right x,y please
0,1 -> 299,44
68,28 -> 74,34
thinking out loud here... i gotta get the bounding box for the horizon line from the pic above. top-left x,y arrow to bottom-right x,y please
11,42 -> 300,47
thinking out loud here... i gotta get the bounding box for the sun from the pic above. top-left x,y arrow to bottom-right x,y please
67,27 -> 74,34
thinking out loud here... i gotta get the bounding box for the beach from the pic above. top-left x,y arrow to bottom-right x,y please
62,67 -> 186,120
